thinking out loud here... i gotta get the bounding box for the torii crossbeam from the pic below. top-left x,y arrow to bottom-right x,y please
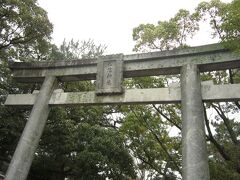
4,43 -> 240,180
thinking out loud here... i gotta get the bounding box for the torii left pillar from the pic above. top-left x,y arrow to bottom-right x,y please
5,76 -> 57,180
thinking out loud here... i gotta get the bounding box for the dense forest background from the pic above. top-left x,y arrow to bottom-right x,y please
0,0 -> 240,179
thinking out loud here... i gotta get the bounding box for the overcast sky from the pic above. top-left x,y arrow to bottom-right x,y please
38,0 -> 231,54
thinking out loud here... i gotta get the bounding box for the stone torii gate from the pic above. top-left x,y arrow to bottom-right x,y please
4,43 -> 240,180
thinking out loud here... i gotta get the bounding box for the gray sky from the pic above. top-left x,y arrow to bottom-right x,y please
38,0 -> 231,54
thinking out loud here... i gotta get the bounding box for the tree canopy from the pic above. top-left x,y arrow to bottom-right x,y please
130,0 -> 240,179
0,1 -> 136,179
0,1 -> 53,175
0,0 -> 240,179
27,39 -> 136,180
0,0 -> 53,62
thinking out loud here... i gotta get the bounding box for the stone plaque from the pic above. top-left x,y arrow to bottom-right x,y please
96,54 -> 124,95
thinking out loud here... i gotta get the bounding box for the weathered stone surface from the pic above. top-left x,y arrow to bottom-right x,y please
9,43 -> 240,82
96,54 -> 123,95
181,64 -> 210,180
4,43 -> 240,180
5,76 -> 57,180
5,83 -> 240,106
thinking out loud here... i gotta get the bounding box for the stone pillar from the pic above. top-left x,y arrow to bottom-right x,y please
5,76 -> 57,180
180,64 -> 210,180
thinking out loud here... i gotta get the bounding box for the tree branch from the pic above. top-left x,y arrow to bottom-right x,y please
152,104 -> 181,131
203,105 -> 231,161
131,109 -> 181,173
212,103 -> 239,145
136,82 -> 181,130
0,33 -> 41,50
136,152 -> 165,176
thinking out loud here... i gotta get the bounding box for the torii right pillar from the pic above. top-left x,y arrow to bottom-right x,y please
181,64 -> 210,180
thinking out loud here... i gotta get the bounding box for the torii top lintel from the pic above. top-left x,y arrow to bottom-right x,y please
9,43 -> 240,83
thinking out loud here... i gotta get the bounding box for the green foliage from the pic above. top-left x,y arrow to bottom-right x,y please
221,0 -> 240,52
209,158 -> 240,180
194,0 -> 240,53
29,116 -> 136,180
0,0 -> 53,61
25,39 -> 136,179
194,0 -> 227,38
133,0 -> 240,53
1,0 -> 240,179
0,0 -> 53,174
130,0 -> 240,179
120,104 -> 181,179
0,1 -> 134,178
121,76 -> 182,179
59,39 -> 106,60
72,124 -> 135,180
132,9 -> 199,52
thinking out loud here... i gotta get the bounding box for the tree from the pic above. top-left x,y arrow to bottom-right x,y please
126,0 -> 240,179
221,0 -> 240,53
58,39 -> 106,60
119,77 -> 182,179
129,8 -> 200,179
195,1 -> 240,177
132,9 -> 199,52
0,0 -> 53,175
0,1 -> 135,178
194,0 -> 240,53
0,0 -> 53,61
120,104 -> 181,179
26,39 -> 136,180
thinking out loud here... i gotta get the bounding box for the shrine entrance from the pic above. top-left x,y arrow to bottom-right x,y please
4,43 -> 240,180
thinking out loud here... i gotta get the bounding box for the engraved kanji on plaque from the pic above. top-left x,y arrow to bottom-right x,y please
96,54 -> 124,95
